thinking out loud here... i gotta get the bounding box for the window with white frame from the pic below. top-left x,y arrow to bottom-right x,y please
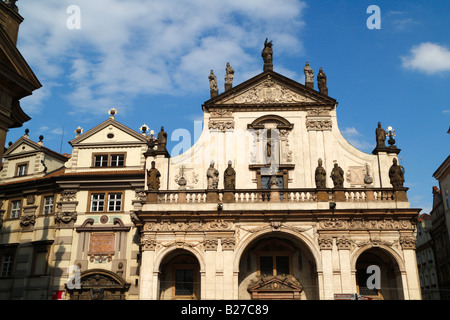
93,155 -> 108,167
10,200 -> 21,219
110,154 -> 124,167
108,193 -> 122,211
90,193 -> 105,212
16,164 -> 28,176
43,196 -> 54,215
89,192 -> 123,212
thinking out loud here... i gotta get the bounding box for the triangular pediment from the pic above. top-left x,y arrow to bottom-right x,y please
69,118 -> 148,147
204,70 -> 336,108
248,275 -> 303,292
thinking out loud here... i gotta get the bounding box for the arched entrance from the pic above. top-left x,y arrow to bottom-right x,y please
158,249 -> 201,300
66,269 -> 130,300
355,248 -> 404,300
238,233 -> 319,300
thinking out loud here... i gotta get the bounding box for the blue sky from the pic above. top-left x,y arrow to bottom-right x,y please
7,0 -> 450,213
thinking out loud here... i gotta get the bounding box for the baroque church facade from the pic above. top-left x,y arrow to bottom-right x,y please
0,38 -> 421,300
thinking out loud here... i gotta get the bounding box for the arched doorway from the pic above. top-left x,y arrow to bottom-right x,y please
355,248 -> 404,300
66,269 -> 130,300
238,234 -> 319,300
158,249 -> 201,300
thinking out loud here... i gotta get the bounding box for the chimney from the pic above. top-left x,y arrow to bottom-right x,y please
0,0 -> 23,45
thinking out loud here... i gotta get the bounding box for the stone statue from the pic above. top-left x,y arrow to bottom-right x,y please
223,161 -> 236,189
224,62 -> 234,91
262,38 -> 273,71
304,61 -> 314,89
330,163 -> 344,188
389,158 -> 405,188
375,122 -> 386,147
209,70 -> 218,97
317,67 -> 328,95
147,161 -> 161,190
157,126 -> 167,150
315,158 -> 327,188
207,161 -> 219,189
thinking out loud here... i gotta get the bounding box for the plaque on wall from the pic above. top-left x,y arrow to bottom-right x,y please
88,233 -> 115,262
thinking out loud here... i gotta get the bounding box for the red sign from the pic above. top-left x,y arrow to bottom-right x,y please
52,290 -> 66,300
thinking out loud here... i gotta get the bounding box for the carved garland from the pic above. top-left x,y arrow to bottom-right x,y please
318,218 -> 413,230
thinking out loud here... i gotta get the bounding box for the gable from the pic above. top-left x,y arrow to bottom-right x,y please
204,70 -> 336,108
69,118 -> 148,147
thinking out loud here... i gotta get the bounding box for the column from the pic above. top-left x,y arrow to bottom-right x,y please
318,235 -> 334,299
139,236 -> 156,300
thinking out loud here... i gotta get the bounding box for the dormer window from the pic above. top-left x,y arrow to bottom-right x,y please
16,163 -> 28,176
93,153 -> 125,168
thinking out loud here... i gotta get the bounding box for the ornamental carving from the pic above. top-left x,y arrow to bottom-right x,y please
232,77 -> 307,104
60,189 -> 77,201
221,237 -> 235,251
400,235 -> 416,249
140,235 -> 157,251
55,211 -> 77,228
210,109 -> 233,117
318,236 -> 333,250
143,219 -> 232,232
306,108 -> 330,116
306,119 -> 332,131
336,236 -> 352,249
208,120 -> 235,131
318,218 -> 412,230
20,214 -> 36,229
134,188 -> 146,201
204,238 -> 219,251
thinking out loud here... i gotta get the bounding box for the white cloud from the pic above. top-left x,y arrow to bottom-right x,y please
341,127 -> 372,151
17,0 -> 307,116
401,42 -> 450,74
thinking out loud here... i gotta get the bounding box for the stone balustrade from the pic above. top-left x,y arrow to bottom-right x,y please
146,187 -> 408,204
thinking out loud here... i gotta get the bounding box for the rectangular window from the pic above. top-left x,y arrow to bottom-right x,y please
43,196 -> 54,215
17,164 -> 28,176
108,193 -> 122,211
175,269 -> 194,296
93,153 -> 126,168
10,200 -> 21,219
0,254 -> 14,277
260,256 -> 274,276
90,194 -> 105,212
276,256 -> 290,275
94,155 -> 108,167
89,192 -> 123,212
110,154 -> 124,167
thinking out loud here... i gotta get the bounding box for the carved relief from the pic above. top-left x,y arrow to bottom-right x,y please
221,237 -> 235,251
399,235 -> 416,249
306,119 -> 332,131
208,120 -> 235,131
20,214 -> 36,230
204,237 -> 219,251
140,235 -> 157,251
210,109 -> 233,118
55,211 -> 77,228
143,219 -> 232,232
336,236 -> 352,249
60,189 -> 77,201
306,108 -> 330,116
318,218 -> 413,230
318,236 -> 333,250
232,77 -> 307,104
134,188 -> 146,201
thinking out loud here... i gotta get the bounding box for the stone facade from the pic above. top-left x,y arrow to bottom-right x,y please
0,45 -> 422,300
